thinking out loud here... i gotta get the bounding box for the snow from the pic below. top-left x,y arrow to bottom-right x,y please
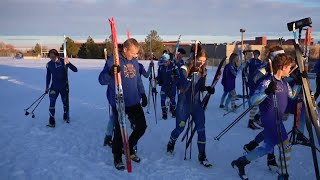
0,57 -> 319,180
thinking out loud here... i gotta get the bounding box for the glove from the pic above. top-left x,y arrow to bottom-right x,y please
206,86 -> 215,94
295,77 -> 303,85
141,93 -> 147,107
265,81 -> 277,95
295,70 -> 307,85
190,66 -> 199,73
109,65 -> 121,76
156,77 -> 163,86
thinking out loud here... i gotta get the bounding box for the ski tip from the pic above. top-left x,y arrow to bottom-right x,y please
127,166 -> 132,173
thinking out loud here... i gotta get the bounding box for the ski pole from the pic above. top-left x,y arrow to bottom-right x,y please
146,78 -> 152,114
24,92 -> 46,116
223,100 -> 249,117
268,59 -> 288,176
214,106 -> 254,141
29,92 -> 47,118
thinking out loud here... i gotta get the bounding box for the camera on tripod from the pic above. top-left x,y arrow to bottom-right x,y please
287,17 -> 312,31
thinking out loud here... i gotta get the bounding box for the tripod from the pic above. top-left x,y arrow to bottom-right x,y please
288,97 -> 320,152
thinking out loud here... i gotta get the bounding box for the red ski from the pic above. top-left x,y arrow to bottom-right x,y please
109,17 -> 132,173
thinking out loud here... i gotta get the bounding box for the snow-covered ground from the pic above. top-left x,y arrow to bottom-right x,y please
0,57 -> 319,180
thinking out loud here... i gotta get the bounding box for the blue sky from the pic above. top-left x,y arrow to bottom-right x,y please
0,0 -> 319,37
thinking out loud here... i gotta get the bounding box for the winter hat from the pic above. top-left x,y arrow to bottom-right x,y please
270,50 -> 285,61
162,54 -> 170,61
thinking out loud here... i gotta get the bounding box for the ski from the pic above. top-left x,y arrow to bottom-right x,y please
174,35 -> 182,64
63,35 -> 70,123
109,17 -> 132,173
202,56 -> 227,109
184,41 -> 199,160
150,46 -> 158,124
181,56 -> 226,145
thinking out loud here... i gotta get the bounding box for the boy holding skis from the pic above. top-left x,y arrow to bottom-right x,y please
231,51 -> 300,180
98,38 -> 148,170
166,47 -> 215,168
103,61 -> 153,147
46,49 -> 78,128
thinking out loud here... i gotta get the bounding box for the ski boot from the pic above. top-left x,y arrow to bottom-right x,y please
46,116 -> 55,128
267,153 -> 279,172
103,135 -> 112,147
170,105 -> 176,118
63,111 -> 70,123
243,140 -> 259,153
167,141 -> 175,154
248,119 -> 261,130
130,153 -> 141,163
114,154 -> 125,171
278,174 -> 289,180
162,107 -> 168,120
231,156 -> 250,180
162,112 -> 167,120
198,152 -> 212,168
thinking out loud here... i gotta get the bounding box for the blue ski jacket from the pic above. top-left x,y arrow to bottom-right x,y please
46,58 -> 78,91
98,52 -> 145,107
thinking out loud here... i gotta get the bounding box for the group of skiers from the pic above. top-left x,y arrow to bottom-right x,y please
43,37 -> 314,179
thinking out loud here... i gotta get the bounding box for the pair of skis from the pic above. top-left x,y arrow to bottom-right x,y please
181,56 -> 227,152
108,17 -> 132,173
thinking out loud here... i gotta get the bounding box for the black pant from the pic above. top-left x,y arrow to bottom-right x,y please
112,104 -> 147,159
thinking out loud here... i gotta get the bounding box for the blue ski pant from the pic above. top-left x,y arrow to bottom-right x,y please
245,139 -> 291,173
220,89 -> 236,108
49,89 -> 69,117
170,94 -> 206,153
160,86 -> 176,110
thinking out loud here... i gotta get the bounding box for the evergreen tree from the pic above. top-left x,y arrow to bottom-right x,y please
142,30 -> 164,59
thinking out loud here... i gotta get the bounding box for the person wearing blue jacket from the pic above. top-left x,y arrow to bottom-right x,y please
45,49 -> 78,128
103,61 -> 153,147
166,47 -> 215,168
157,53 -> 179,119
220,53 -> 240,111
98,38 -> 148,171
243,50 -> 265,129
231,52 -> 300,180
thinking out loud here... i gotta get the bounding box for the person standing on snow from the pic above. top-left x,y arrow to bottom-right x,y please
231,52 -> 300,180
45,49 -> 78,128
98,38 -> 148,171
166,47 -> 215,168
103,60 -> 153,147
243,50 -> 265,130
157,53 -> 179,119
219,53 -> 240,111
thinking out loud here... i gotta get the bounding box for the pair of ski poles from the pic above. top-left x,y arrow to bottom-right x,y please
24,92 -> 47,118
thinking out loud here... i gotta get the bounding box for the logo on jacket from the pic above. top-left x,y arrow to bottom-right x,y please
124,64 -> 136,78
